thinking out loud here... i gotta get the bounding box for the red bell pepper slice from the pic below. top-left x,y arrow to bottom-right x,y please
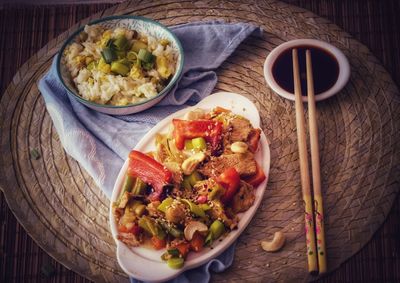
127,150 -> 172,201
218,167 -> 241,204
172,119 -> 223,152
248,128 -> 261,152
244,162 -> 266,187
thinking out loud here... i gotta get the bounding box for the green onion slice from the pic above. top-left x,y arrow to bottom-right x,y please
127,51 -> 138,61
113,35 -> 129,51
101,47 -> 117,64
138,48 -> 155,63
111,61 -> 130,76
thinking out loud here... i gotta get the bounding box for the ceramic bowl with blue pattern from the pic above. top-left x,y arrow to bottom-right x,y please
57,16 -> 184,115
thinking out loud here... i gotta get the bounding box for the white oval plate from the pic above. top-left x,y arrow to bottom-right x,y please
109,92 -> 271,282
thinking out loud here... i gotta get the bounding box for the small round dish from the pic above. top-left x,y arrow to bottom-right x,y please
264,39 -> 350,102
57,16 -> 184,115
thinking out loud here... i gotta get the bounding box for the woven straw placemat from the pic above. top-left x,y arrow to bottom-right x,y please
1,1 -> 399,282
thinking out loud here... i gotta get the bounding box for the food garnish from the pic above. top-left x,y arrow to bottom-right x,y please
261,231 -> 286,252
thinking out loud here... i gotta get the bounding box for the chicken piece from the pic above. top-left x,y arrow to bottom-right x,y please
155,142 -> 169,163
117,233 -> 141,247
146,201 -> 162,217
231,181 -> 255,213
112,205 -> 124,223
229,117 -> 253,142
198,152 -> 257,178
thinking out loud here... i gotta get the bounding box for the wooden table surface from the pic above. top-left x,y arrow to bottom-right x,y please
0,1 -> 399,282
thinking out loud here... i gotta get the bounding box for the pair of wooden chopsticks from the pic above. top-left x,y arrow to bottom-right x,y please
292,49 -> 327,275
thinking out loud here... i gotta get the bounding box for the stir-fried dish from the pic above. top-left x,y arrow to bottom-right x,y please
113,107 -> 266,269
63,24 -> 178,105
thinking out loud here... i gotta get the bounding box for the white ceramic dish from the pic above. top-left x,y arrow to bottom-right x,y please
109,92 -> 271,282
57,16 -> 184,115
264,39 -> 350,102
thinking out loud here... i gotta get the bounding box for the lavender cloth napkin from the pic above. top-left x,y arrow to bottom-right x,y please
38,21 -> 262,283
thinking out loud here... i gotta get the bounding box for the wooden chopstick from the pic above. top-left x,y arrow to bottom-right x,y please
306,49 -> 327,274
292,48 -> 318,274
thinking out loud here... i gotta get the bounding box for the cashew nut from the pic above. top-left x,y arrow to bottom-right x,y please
261,231 -> 286,252
184,221 -> 208,240
183,108 -> 205,120
230,141 -> 248,154
181,152 -> 206,175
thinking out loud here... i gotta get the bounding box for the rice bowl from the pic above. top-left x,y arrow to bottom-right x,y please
57,16 -> 184,115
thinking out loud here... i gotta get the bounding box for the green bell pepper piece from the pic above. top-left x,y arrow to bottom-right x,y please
158,220 -> 183,238
167,257 -> 184,269
208,184 -> 225,200
181,199 -> 205,218
186,171 -> 203,186
184,140 -> 193,150
131,177 -> 147,195
157,197 -> 173,213
205,231 -> 213,246
191,137 -> 207,150
199,203 -> 211,211
210,220 -> 225,239
138,216 -> 166,239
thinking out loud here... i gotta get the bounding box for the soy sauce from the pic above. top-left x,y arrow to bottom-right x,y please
272,45 -> 339,95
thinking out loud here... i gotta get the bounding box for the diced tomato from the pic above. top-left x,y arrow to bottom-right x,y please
151,236 -> 166,250
244,162 -> 266,187
248,128 -> 261,152
172,119 -> 223,153
128,150 -> 172,201
218,167 -> 241,204
175,242 -> 190,258
190,232 -> 205,252
118,223 -> 141,235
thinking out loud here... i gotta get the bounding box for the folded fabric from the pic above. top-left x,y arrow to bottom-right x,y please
39,20 -> 262,283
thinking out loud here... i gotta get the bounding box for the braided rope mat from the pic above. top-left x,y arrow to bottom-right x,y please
1,1 -> 399,282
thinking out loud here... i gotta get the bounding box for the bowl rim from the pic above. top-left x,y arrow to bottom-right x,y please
263,38 -> 350,102
56,15 -> 184,109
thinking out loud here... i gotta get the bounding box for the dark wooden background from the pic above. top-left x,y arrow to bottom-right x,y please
0,1 -> 399,282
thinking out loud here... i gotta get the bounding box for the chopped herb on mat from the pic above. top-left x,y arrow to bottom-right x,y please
41,262 -> 56,277
30,148 -> 41,160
